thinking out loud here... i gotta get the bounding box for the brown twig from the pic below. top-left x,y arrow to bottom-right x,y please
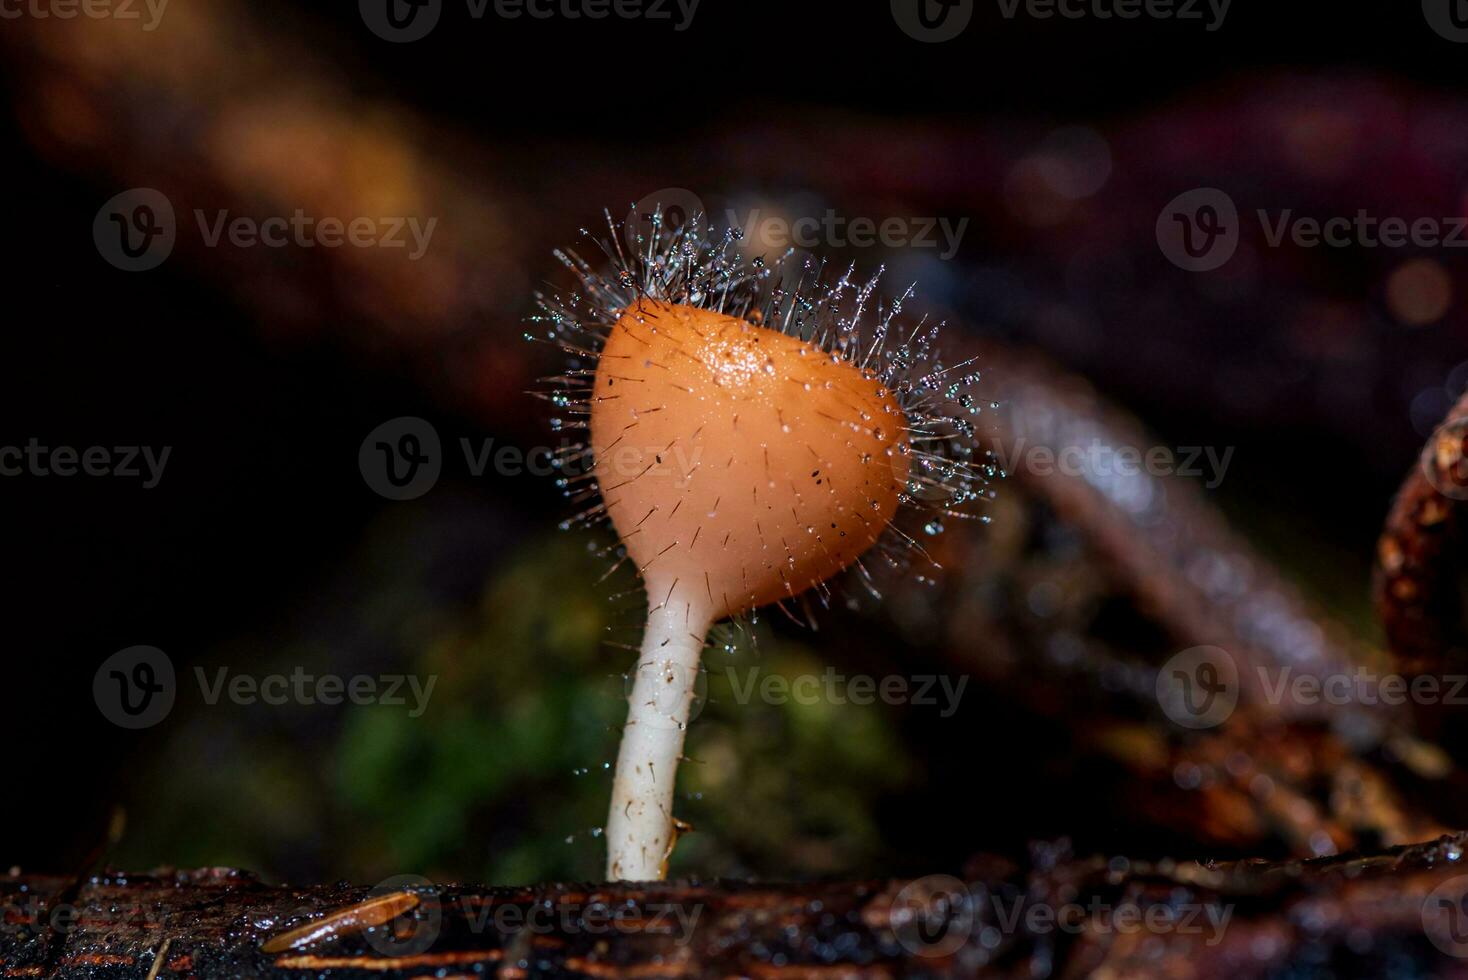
1377,390 -> 1468,676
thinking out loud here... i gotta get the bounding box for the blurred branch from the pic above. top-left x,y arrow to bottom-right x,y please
1376,391 -> 1468,754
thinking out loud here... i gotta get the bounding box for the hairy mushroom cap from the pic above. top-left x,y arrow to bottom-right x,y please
591,299 -> 910,622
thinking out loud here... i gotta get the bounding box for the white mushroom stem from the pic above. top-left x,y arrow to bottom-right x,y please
606,599 -> 714,881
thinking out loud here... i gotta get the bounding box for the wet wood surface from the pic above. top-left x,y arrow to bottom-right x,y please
10,833 -> 1468,977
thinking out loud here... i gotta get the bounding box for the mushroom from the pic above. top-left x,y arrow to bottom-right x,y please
531,210 -> 990,881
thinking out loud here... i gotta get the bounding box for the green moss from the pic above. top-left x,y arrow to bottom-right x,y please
113,525 -> 919,884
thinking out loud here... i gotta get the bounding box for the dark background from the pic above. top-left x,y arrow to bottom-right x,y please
3,0 -> 1465,882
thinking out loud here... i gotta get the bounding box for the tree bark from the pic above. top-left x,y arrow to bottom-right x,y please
10,833 -> 1468,978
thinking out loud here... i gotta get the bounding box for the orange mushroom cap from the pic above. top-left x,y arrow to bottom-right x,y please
590,299 -> 910,622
